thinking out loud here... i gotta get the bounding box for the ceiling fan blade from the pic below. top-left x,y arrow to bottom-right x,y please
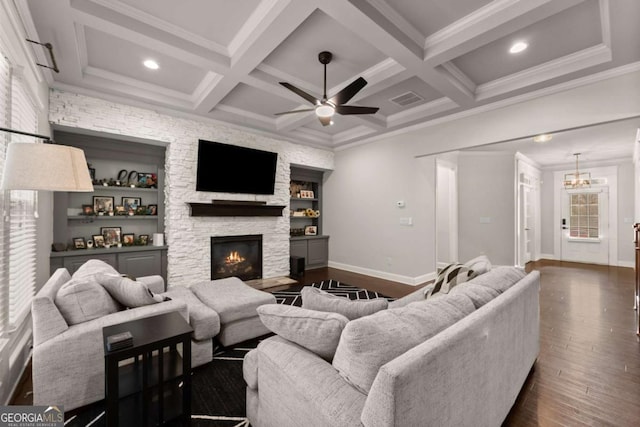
318,116 -> 332,127
330,77 -> 367,105
274,109 -> 315,116
335,105 -> 379,115
279,82 -> 318,105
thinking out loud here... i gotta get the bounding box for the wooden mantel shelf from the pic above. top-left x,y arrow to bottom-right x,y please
188,201 -> 286,217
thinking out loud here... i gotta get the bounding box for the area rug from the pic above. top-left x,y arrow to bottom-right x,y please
65,280 -> 392,426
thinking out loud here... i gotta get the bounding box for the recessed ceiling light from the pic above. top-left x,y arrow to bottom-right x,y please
143,59 -> 159,70
533,134 -> 552,143
509,41 -> 528,54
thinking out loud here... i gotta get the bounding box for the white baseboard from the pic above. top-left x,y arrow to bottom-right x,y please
328,261 -> 435,286
540,253 -> 557,260
617,260 -> 634,268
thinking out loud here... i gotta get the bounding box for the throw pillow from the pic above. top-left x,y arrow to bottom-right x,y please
72,259 -> 119,280
257,304 -> 349,361
425,262 -> 475,298
464,255 -> 492,276
55,278 -> 120,325
96,273 -> 163,308
301,286 -> 388,320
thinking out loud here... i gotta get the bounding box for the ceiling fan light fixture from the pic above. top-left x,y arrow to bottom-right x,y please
509,41 -> 528,54
143,59 -> 159,70
315,104 -> 335,118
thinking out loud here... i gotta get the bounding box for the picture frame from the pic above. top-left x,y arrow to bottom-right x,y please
92,235 -> 105,248
88,167 -> 96,181
304,225 -> 317,236
122,197 -> 141,212
148,204 -> 158,215
300,190 -> 315,199
139,234 -> 149,245
114,205 -> 126,215
135,205 -> 147,215
122,233 -> 135,245
101,227 -> 122,246
137,172 -> 157,188
93,196 -> 114,214
82,204 -> 95,216
73,237 -> 86,249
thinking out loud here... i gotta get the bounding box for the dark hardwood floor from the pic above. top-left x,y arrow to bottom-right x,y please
12,261 -> 640,426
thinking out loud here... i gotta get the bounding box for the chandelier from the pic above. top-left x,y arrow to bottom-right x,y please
564,153 -> 591,189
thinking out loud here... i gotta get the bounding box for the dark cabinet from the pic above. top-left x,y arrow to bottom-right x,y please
290,236 -> 329,270
118,251 -> 161,278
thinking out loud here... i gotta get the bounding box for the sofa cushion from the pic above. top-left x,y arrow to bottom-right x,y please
301,286 -> 388,320
464,255 -> 492,276
448,282 -> 500,309
72,259 -> 119,280
54,277 -> 120,325
469,266 -> 526,294
257,304 -> 349,361
426,263 -> 475,298
332,293 -> 475,394
161,286 -> 220,340
96,274 -> 162,308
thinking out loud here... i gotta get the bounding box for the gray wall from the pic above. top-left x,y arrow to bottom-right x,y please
617,161 -> 635,265
457,153 -> 515,265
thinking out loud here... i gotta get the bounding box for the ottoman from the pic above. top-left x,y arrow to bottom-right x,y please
191,276 -> 276,347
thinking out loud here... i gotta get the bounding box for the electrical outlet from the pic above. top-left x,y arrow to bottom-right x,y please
400,217 -> 413,226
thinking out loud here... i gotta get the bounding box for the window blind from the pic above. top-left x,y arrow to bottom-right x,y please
0,53 -> 10,335
8,72 -> 38,327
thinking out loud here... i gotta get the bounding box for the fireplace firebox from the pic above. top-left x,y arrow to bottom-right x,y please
211,235 -> 262,281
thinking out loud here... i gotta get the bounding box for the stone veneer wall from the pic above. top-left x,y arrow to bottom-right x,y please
48,89 -> 334,286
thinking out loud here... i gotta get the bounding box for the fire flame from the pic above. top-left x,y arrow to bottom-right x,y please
225,251 -> 245,265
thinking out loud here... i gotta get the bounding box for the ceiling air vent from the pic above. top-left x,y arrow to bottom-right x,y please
390,91 -> 423,107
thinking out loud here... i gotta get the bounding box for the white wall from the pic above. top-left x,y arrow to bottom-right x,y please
48,90 -> 334,286
540,169 -> 555,256
618,161 -> 635,266
457,152 -> 516,265
326,70 -> 640,283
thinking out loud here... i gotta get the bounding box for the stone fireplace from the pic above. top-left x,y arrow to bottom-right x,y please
211,235 -> 262,281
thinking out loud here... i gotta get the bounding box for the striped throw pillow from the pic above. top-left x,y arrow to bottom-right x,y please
425,263 -> 476,298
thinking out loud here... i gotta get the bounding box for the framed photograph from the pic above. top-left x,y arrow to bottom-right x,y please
139,234 -> 149,245
135,205 -> 147,215
148,204 -> 158,215
88,167 -> 96,181
101,227 -> 122,246
114,205 -> 126,215
92,234 -> 105,248
73,237 -> 86,249
93,196 -> 114,213
300,190 -> 315,199
122,233 -> 135,245
122,197 -> 141,212
304,225 -> 317,236
82,204 -> 94,216
137,172 -> 157,188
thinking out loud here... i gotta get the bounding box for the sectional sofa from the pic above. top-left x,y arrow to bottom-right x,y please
244,266 -> 540,426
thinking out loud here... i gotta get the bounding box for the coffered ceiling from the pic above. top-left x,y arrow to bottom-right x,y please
18,0 -> 640,149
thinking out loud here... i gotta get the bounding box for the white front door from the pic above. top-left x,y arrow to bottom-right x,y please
560,188 -> 609,264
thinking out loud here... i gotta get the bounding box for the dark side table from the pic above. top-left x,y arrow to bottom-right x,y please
103,311 -> 193,426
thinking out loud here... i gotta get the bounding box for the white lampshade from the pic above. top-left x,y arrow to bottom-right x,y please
1,142 -> 93,191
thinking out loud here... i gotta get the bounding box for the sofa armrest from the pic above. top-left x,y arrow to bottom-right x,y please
251,336 -> 366,426
32,296 -> 69,346
138,275 -> 165,294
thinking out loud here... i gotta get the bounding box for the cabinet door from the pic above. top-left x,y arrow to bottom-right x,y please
118,251 -> 162,279
307,238 -> 328,268
290,240 -> 308,264
63,254 -> 118,275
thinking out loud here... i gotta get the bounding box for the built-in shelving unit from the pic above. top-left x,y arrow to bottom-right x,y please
290,166 -> 328,270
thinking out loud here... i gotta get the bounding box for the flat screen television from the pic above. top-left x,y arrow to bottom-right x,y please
196,139 -> 278,195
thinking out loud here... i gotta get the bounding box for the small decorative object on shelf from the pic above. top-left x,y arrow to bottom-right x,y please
93,235 -> 105,248
135,205 -> 147,215
88,164 -> 96,182
106,331 -> 133,352
52,242 -> 67,252
300,190 -> 315,199
87,240 -> 94,248
148,204 -> 158,215
73,237 -> 86,249
93,196 -> 114,215
114,205 -> 126,215
138,234 -> 149,245
122,233 -> 135,246
82,204 -> 94,216
101,227 -> 122,246
304,225 -> 318,236
292,209 -> 306,217
290,228 -> 305,237
304,208 -> 320,218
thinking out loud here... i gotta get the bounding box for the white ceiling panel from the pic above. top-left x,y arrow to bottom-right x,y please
388,0 -> 493,38
452,0 -> 602,85
303,115 -> 360,135
84,28 -> 207,94
118,0 -> 262,47
357,76 -> 442,116
219,83 -> 298,116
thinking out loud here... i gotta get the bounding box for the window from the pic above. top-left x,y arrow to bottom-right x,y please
569,193 -> 599,239
0,52 -> 38,334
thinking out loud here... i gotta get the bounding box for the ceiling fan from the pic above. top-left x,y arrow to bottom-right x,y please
275,51 -> 379,126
